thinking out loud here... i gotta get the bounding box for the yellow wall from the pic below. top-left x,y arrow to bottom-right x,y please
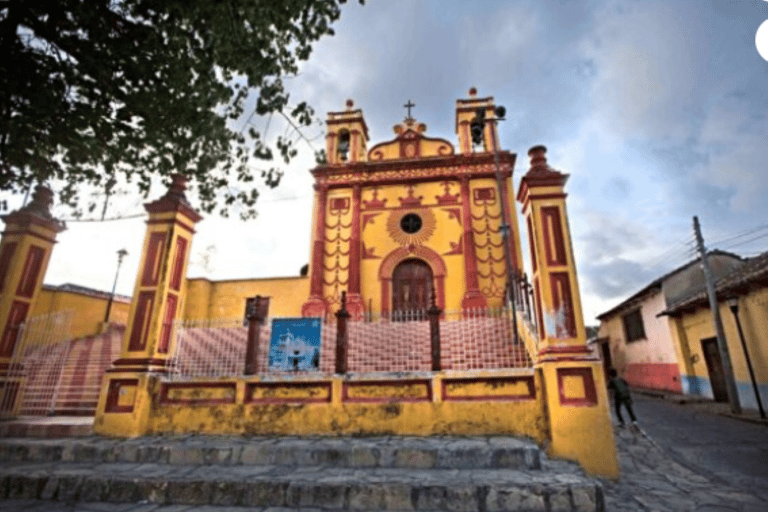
183,276 -> 309,320
670,288 -> 768,406
31,287 -> 130,340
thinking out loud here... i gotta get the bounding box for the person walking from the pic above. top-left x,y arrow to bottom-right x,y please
608,368 -> 638,427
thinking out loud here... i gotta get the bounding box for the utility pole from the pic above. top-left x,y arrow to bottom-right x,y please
693,216 -> 741,414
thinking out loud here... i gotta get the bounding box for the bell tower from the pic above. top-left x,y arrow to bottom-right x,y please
455,87 -> 502,155
325,99 -> 369,165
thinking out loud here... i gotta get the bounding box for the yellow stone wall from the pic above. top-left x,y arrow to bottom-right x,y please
183,276 -> 309,320
669,288 -> 768,404
32,287 -> 130,339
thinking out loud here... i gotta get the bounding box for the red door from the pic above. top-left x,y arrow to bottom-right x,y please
392,259 -> 433,317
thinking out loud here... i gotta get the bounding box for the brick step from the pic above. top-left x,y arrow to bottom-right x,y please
0,436 -> 543,470
0,462 -> 603,511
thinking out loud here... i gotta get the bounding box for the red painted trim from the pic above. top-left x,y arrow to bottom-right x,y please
0,242 -> 17,293
158,382 -> 237,405
538,346 -> 591,355
310,187 -> 327,297
623,363 -> 682,394
549,272 -> 576,338
541,206 -> 567,266
144,200 -> 202,224
112,357 -> 168,366
362,188 -> 388,209
141,232 -> 166,286
526,216 -> 537,273
145,218 -> 196,234
128,291 -> 155,351
158,293 -> 178,354
15,245 -> 45,298
104,378 -> 139,413
473,187 -> 495,203
441,376 -> 536,401
499,178 -> 518,269
460,177 -> 482,292
557,367 -> 597,407
245,381 -> 332,404
435,181 -> 460,205
169,237 -> 187,291
0,300 -> 29,357
1,230 -> 59,245
534,277 -> 544,340
348,185 -> 362,294
342,379 -> 432,403
312,151 -> 516,180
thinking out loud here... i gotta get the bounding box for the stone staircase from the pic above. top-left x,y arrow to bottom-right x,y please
0,435 -> 604,511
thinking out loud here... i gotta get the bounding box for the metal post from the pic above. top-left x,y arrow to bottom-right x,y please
428,288 -> 442,372
693,216 -> 741,413
104,249 -> 128,323
335,291 -> 350,374
728,298 -> 765,418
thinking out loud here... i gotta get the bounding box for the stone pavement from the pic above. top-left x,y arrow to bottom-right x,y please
0,394 -> 766,511
0,436 -> 601,511
599,394 -> 768,512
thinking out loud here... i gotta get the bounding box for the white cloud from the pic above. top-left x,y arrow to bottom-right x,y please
582,2 -> 702,140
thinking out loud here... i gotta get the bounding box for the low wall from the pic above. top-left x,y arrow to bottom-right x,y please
96,369 -> 547,441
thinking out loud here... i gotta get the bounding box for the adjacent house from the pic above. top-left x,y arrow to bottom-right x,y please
596,251 -> 744,394
661,251 -> 768,410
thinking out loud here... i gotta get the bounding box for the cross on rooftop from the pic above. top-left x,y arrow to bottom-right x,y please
403,99 -> 415,120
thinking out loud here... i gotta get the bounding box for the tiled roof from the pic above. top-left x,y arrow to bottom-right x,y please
663,251 -> 768,315
43,283 -> 132,302
595,250 -> 742,320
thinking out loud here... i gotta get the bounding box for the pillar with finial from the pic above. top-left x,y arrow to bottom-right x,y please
517,146 -> 619,478
0,185 -> 66,415
94,174 -> 202,436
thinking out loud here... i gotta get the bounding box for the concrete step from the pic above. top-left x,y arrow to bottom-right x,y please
0,436 -> 605,511
0,436 -> 543,470
0,463 -> 602,511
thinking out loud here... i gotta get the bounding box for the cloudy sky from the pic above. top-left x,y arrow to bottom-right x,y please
3,0 -> 768,324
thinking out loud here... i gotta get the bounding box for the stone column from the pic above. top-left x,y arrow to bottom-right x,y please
517,146 -> 619,478
459,175 -> 487,310
302,184 -> 329,318
94,174 -> 201,437
345,184 -> 365,318
0,185 -> 65,415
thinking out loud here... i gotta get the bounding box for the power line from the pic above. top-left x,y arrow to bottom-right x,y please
719,232 -> 768,252
708,223 -> 768,247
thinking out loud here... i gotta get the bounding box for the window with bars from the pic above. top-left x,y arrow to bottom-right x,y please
622,309 -> 646,342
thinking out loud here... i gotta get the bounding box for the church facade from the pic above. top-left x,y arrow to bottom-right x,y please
0,90 -> 619,478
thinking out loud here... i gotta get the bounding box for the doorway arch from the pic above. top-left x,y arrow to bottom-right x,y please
379,246 -> 446,314
391,259 -> 433,314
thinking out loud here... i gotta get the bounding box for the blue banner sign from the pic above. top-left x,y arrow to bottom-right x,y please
268,318 -> 322,371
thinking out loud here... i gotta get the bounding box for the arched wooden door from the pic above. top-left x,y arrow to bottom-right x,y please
392,259 -> 433,316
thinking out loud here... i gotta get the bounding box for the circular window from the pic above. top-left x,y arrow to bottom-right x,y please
400,213 -> 422,234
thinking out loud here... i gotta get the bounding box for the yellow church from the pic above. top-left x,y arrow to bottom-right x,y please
0,89 -> 619,477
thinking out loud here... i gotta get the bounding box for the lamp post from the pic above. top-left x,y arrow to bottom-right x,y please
727,297 -> 766,418
104,249 -> 128,324
476,105 -> 519,342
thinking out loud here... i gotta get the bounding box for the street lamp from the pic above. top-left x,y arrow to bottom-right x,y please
104,249 -> 128,324
727,296 -> 766,419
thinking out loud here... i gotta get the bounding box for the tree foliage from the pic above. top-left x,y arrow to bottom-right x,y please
0,0 -> 359,218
